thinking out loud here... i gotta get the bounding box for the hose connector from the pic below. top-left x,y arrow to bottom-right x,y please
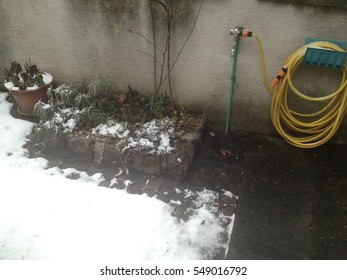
271,66 -> 288,88
241,29 -> 253,37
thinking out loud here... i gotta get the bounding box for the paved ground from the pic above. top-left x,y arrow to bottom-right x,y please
192,131 -> 347,260
12,103 -> 347,260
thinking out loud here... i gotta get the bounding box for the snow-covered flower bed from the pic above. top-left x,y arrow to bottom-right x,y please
0,92 -> 235,260
39,112 -> 176,156
34,84 -> 178,156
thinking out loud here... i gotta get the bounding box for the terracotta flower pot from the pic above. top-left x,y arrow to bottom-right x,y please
5,72 -> 53,116
11,84 -> 50,115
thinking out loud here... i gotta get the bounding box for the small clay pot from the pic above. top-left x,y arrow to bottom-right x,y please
7,72 -> 53,116
11,84 -> 50,115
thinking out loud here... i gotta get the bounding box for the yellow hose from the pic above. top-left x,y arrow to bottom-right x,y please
252,32 -> 347,148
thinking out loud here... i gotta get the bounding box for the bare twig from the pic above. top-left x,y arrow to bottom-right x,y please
129,0 -> 204,99
123,28 -> 164,55
157,37 -> 169,93
148,0 -> 158,94
150,0 -> 170,14
149,0 -> 170,94
166,1 -> 173,99
135,50 -> 163,66
161,0 -> 205,85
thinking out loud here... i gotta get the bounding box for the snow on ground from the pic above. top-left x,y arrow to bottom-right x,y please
0,93 -> 235,260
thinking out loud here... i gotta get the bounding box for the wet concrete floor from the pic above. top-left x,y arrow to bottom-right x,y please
190,130 -> 347,259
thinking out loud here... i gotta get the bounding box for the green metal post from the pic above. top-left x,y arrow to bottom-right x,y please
225,32 -> 241,135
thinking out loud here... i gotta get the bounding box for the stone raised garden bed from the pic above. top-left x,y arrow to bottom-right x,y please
35,115 -> 207,181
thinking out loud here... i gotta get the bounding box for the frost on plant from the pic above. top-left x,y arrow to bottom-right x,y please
34,82 -> 178,156
34,82 -> 120,133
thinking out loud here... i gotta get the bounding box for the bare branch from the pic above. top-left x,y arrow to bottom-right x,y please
162,0 -> 205,84
135,50 -> 163,66
150,0 -> 170,14
123,28 -> 164,55
148,0 -> 158,94
156,38 -> 169,93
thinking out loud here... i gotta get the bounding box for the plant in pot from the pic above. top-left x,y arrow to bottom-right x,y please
3,60 -> 53,115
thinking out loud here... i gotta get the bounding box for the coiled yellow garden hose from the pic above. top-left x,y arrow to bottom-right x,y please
252,32 -> 347,148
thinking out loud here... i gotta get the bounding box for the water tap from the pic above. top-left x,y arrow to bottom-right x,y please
230,26 -> 243,36
230,26 -> 243,57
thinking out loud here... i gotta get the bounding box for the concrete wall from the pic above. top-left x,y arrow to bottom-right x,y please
1,0 -> 346,141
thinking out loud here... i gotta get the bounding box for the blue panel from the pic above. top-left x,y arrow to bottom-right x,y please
303,38 -> 347,69
305,37 -> 346,50
303,48 -> 347,69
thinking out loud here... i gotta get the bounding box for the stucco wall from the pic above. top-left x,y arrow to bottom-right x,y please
1,0 -> 346,141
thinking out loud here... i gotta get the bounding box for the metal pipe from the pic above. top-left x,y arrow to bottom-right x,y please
225,27 -> 242,135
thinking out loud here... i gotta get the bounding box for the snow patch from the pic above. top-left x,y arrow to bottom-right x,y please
92,123 -> 130,138
170,200 -> 182,205
123,118 -> 175,155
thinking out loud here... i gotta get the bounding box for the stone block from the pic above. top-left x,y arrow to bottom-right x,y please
100,141 -> 123,166
42,131 -> 67,155
128,153 -> 161,175
67,134 -> 94,160
94,141 -> 105,165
